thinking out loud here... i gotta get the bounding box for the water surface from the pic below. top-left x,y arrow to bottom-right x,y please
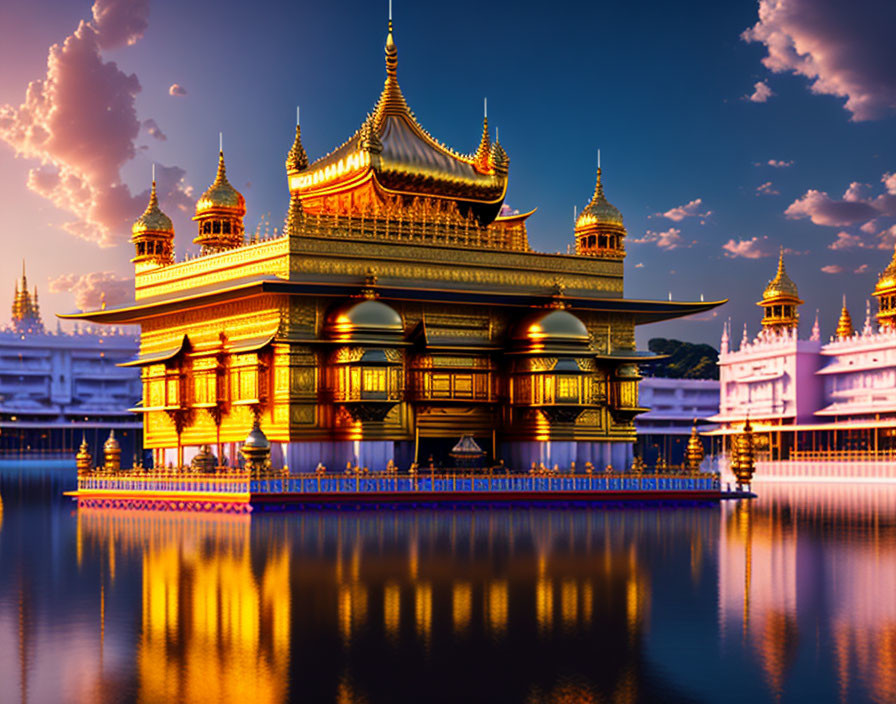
0,468 -> 893,703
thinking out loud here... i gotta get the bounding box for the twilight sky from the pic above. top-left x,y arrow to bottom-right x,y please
0,0 -> 895,346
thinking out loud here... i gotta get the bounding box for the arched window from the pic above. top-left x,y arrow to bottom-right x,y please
202,221 -> 212,235
223,220 -> 231,235
213,221 -> 221,234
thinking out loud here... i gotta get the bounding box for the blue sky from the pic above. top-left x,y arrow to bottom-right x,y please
0,0 -> 894,346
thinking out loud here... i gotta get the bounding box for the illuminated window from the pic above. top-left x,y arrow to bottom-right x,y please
557,376 -> 578,401
362,368 -> 386,393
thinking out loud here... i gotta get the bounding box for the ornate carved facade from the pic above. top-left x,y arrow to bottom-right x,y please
65,19 -> 722,471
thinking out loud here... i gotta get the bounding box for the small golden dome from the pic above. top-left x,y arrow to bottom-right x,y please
576,168 -> 623,229
327,299 -> 403,338
195,151 -> 246,217
132,181 -> 173,236
491,140 -> 508,173
515,309 -> 589,344
762,250 -> 800,301
103,430 -> 121,452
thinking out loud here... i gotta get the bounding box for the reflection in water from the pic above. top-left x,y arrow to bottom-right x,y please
2,464 -> 896,703
720,483 -> 896,703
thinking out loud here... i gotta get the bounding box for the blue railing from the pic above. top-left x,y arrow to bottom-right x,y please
247,473 -> 719,495
78,472 -> 720,497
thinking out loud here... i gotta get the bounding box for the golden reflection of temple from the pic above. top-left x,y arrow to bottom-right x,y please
452,581 -> 471,634
487,580 -> 508,636
77,510 -> 289,704
719,483 -> 896,702
383,581 -> 400,640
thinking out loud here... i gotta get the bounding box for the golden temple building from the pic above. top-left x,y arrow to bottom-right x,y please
63,19 -> 721,472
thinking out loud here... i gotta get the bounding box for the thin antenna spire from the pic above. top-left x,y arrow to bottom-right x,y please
151,163 -> 155,183
219,131 -> 223,153
597,148 -> 601,169
388,0 -> 392,21
573,205 -> 577,221
495,126 -> 499,142
484,97 -> 487,119
296,105 -> 300,126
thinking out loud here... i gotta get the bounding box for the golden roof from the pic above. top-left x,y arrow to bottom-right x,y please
576,168 -> 624,230
195,151 -> 246,218
875,247 -> 896,294
132,181 -> 173,236
294,22 -> 508,224
761,250 -> 800,302
285,125 -> 308,172
836,298 -> 854,339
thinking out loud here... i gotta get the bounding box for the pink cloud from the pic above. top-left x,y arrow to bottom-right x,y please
747,81 -> 774,103
722,236 -> 775,259
821,265 -> 844,274
0,1 -> 189,246
828,231 -> 869,250
854,264 -> 870,274
634,262 -> 645,268
631,227 -> 685,250
742,0 -> 896,121
655,198 -> 711,222
168,83 -> 187,96
767,159 -> 794,168
49,270 -> 132,310
784,174 -> 896,227
756,181 -> 779,196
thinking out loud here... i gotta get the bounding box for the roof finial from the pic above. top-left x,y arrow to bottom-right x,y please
219,131 -> 223,154
473,101 -> 492,173
484,97 -> 487,119
296,105 -> 300,126
385,3 -> 397,78
152,163 -> 156,184
597,148 -> 601,170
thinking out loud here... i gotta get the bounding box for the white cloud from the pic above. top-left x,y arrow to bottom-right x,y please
631,227 -> 685,250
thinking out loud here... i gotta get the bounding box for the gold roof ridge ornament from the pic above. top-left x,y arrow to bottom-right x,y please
285,107 -> 309,172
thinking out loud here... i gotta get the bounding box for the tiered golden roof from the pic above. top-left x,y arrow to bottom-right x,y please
288,20 -> 508,225
195,151 -> 246,218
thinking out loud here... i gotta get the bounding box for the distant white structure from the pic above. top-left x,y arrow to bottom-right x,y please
708,249 -> 896,478
0,263 -> 141,460
636,377 -> 719,465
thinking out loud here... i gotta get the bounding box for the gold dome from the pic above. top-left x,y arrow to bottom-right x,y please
875,248 -> 896,294
327,299 -> 403,338
243,422 -> 270,449
761,250 -> 800,302
195,151 -> 246,217
132,181 -> 173,236
515,309 -> 589,344
576,168 -> 623,229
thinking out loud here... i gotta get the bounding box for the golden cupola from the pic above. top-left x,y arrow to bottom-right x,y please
193,149 -> 246,255
836,296 -> 854,339
131,180 -> 174,269
575,167 -> 626,258
873,245 -> 896,330
757,249 -> 802,332
287,20 -> 509,227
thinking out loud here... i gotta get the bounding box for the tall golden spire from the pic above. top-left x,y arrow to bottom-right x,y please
11,260 -> 43,333
373,16 -> 410,125
473,100 -> 491,174
132,176 -> 175,268
836,296 -> 854,339
194,144 -> 246,254
285,109 -> 308,173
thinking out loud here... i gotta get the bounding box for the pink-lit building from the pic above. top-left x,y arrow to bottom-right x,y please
708,250 -> 896,474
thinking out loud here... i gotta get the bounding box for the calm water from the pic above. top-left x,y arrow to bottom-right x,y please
1,469 -> 894,704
